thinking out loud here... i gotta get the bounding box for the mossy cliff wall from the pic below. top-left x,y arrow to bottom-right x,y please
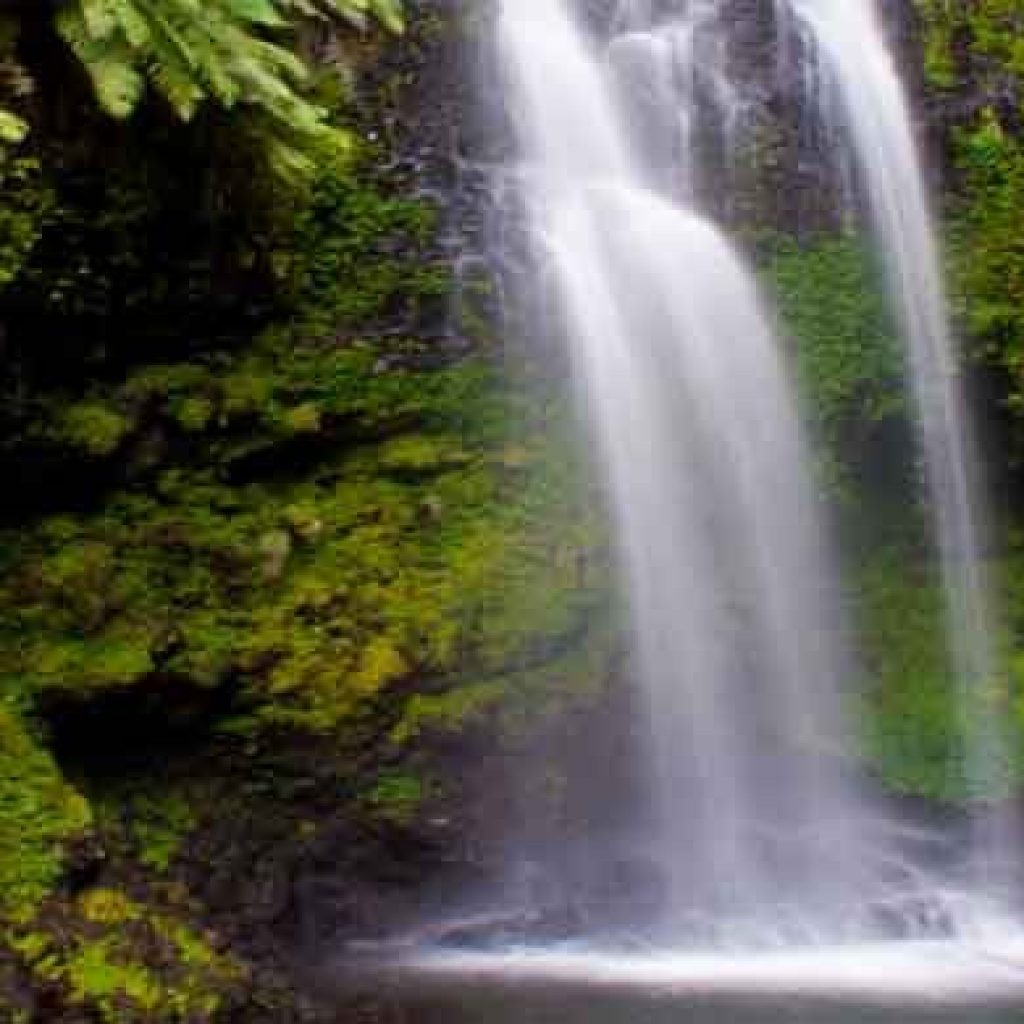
0,5 -> 624,1020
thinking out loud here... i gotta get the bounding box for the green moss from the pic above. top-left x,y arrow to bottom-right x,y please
0,705 -> 91,922
764,235 -> 905,496
77,888 -> 139,925
945,109 -> 1024,456
378,433 -> 473,476
12,890 -> 241,1023
282,153 -> 449,331
392,681 -> 507,746
58,401 -> 132,456
172,395 -> 215,433
914,0 -> 1024,90
132,794 -> 196,873
915,0 -> 959,88
854,549 -> 1024,802
363,771 -> 430,826
0,21 -> 618,1015
912,4 -> 1024,462
0,351 -> 610,739
392,616 -> 617,749
0,155 -> 52,291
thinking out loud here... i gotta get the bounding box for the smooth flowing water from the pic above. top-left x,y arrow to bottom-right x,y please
499,0 -> 877,939
787,0 -> 1013,889
331,1 -> 1024,1015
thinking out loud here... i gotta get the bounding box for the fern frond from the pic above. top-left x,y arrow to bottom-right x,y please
52,0 -> 402,179
57,5 -> 144,118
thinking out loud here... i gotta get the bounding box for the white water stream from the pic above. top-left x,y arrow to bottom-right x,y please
500,0 -> 874,938
491,0 -> 1024,946
788,0 -> 1015,888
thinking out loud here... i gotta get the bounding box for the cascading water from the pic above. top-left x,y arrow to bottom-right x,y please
786,0 -> 1016,896
340,5 -> 1024,1008
499,0 -> 883,941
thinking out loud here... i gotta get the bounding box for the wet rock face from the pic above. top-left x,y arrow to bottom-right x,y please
356,0 -> 507,351
508,0 -> 930,242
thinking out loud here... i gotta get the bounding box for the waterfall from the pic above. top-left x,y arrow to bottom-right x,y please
787,0 -> 1015,896
499,0 -> 875,940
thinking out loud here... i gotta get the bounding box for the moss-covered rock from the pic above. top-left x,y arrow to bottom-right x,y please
764,233 -> 907,501
853,546 -> 1024,803
0,706 -> 91,923
9,889 -> 243,1022
0,338 -> 608,739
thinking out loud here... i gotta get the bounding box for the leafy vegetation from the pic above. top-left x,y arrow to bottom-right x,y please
0,706 -> 91,922
764,235 -> 908,503
10,889 -> 243,1022
912,1 -> 1024,460
854,546 -> 1024,803
0,343 -> 607,732
947,111 -> 1024,449
2,0 -> 401,177
916,0 -> 1024,90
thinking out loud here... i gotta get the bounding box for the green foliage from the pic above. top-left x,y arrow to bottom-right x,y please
767,236 -> 904,435
58,400 -> 132,456
130,793 -> 196,872
947,110 -> 1024,443
915,0 -> 959,88
915,0 -> 1024,88
363,770 -> 428,825
0,159 -> 442,440
284,0 -> 402,33
0,155 -> 52,290
913,4 -> 1024,459
959,1 -> 1024,77
0,20 -> 615,1015
11,889 -> 242,1022
0,17 -> 30,159
0,109 -> 27,147
764,235 -> 905,496
393,623 -> 617,748
855,554 -> 966,800
0,342 -> 610,738
0,705 -> 92,921
854,549 -> 1024,802
283,156 -> 447,328
13,0 -> 403,180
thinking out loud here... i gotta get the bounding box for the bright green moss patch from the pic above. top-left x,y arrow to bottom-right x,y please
13,335 -> 496,477
764,234 -> 905,497
363,771 -> 432,826
10,890 -> 242,1023
914,4 -> 1024,460
946,109 -> 1024,458
0,705 -> 91,922
916,0 -> 1024,87
0,349 -> 610,739
854,549 -> 1024,802
854,554 -> 967,800
915,0 -> 959,88
378,433 -> 473,476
